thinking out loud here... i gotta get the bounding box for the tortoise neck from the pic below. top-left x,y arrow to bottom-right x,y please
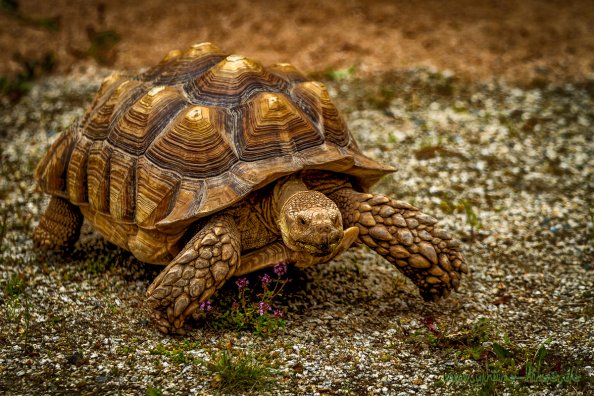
272,176 -> 309,223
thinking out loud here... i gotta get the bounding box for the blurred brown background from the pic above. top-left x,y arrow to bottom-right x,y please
1,0 -> 594,83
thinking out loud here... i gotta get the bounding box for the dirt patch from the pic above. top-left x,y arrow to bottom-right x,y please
2,0 -> 594,82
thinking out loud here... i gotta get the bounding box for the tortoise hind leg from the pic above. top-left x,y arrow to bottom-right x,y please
328,188 -> 468,301
146,213 -> 241,334
33,196 -> 83,251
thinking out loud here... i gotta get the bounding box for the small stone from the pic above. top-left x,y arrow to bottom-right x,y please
418,242 -> 438,264
409,254 -> 431,268
369,225 -> 392,241
379,206 -> 395,217
391,214 -> 407,227
368,195 -> 389,205
389,245 -> 411,258
67,351 -> 86,367
397,229 -> 414,245
359,212 -> 376,227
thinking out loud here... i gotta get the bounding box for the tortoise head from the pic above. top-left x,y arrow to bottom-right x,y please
278,191 -> 344,257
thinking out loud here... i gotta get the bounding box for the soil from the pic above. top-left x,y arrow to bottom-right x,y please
1,1 -> 593,395
2,0 -> 594,83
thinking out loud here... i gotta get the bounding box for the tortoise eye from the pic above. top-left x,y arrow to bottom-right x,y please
298,216 -> 307,226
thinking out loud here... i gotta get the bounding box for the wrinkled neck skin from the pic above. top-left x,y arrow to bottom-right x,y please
273,176 -> 310,218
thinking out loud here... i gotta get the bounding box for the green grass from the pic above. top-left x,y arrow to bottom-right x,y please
0,52 -> 57,102
408,317 -> 593,394
146,386 -> 163,396
207,349 -> 274,393
86,29 -> 121,65
149,339 -> 203,365
2,272 -> 26,298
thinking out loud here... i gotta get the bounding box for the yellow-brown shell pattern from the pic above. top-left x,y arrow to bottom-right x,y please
35,42 -> 394,233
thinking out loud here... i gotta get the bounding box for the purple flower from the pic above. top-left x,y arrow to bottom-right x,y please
258,301 -> 271,316
199,301 -> 212,312
260,273 -> 272,287
273,263 -> 287,277
273,309 -> 283,318
235,278 -> 249,291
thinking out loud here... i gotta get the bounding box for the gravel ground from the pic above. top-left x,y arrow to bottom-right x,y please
0,68 -> 592,395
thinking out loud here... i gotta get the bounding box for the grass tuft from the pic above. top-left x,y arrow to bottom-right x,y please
207,349 -> 274,393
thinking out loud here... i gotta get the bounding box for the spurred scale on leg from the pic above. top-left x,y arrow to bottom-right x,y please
146,213 -> 240,334
33,196 -> 83,252
329,189 -> 468,301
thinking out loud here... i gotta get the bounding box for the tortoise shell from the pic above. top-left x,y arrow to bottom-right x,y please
36,42 -> 394,235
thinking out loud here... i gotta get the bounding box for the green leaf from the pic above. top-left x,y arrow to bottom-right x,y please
492,342 -> 512,361
146,386 -> 163,396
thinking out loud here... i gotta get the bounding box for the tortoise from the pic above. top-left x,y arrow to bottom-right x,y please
33,42 -> 468,334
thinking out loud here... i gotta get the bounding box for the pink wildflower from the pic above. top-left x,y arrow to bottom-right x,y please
273,263 -> 287,277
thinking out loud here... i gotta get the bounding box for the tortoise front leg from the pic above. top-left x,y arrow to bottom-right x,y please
236,226 -> 359,276
146,213 -> 240,334
33,196 -> 83,251
328,188 -> 468,301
